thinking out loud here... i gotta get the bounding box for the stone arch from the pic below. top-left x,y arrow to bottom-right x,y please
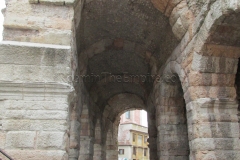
157,2 -> 240,159
102,93 -> 151,160
102,96 -> 149,160
150,0 -> 194,40
193,0 -> 240,55
153,71 -> 190,159
73,0 -> 240,160
88,75 -> 148,110
103,93 -> 146,122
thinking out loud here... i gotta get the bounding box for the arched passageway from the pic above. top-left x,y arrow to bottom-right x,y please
74,1 -> 180,159
73,0 -> 239,160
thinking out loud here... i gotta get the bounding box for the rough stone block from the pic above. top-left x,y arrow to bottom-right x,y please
192,52 -> 239,74
0,132 -> 6,148
158,124 -> 188,135
209,122 -> 240,138
5,131 -> 36,149
4,100 -> 68,111
0,101 -> 4,119
2,120 -> 67,131
0,64 -> 14,81
214,138 -> 240,150
0,41 -> 72,83
0,41 -> 71,65
37,131 -> 65,149
4,110 -> 68,120
190,138 -> 215,151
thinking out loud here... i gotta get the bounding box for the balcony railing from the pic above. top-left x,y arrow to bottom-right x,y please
0,149 -> 14,160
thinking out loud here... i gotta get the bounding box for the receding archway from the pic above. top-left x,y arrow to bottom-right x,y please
74,0 -> 188,160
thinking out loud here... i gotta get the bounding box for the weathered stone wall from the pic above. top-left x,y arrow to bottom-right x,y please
3,0 -> 74,45
152,77 -> 189,160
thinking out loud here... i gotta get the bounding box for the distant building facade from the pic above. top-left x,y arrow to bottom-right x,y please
118,110 -> 149,160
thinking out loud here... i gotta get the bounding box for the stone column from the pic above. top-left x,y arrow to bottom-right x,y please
79,136 -> 94,160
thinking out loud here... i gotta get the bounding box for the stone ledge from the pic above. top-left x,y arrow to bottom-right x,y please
4,110 -> 68,120
0,41 -> 70,49
0,41 -> 71,66
2,120 -> 67,131
0,82 -> 73,94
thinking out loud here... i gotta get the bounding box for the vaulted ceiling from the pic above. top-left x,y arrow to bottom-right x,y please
76,0 -> 179,114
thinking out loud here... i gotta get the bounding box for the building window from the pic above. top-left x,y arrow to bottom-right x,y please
125,111 -> 130,119
138,135 -> 143,145
133,147 -> 136,155
133,133 -> 136,142
119,149 -> 124,155
144,148 -> 148,156
144,136 -> 147,143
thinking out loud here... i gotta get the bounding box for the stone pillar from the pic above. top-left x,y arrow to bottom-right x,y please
106,124 -> 118,160
1,0 -> 80,159
186,50 -> 240,159
79,136 -> 94,160
147,95 -> 158,160
79,106 -> 94,160
93,144 -> 104,160
0,42 -> 72,160
187,99 -> 240,160
93,119 -> 104,160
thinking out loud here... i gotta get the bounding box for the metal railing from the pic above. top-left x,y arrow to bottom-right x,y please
0,149 -> 14,160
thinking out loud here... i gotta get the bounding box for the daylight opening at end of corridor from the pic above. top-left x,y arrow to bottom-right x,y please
118,110 -> 149,160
